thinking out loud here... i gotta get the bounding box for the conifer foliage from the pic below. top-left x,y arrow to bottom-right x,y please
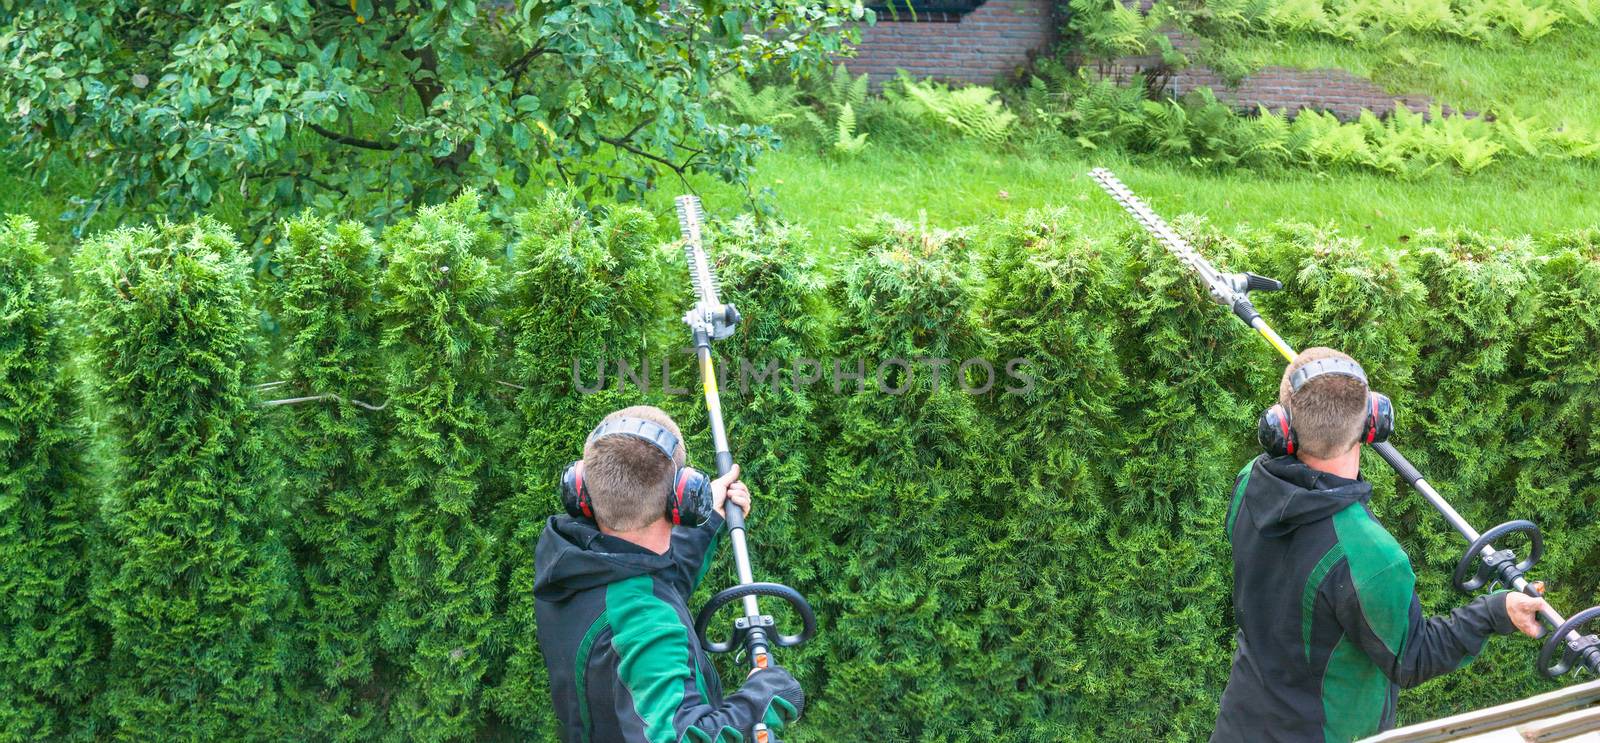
0,217 -> 99,741
810,217 -> 999,739
75,218 -> 292,740
269,214 -> 389,740
685,217 -> 833,687
373,193 -> 505,741
3,199 -> 1599,741
975,211 -> 1129,740
489,192 -> 667,735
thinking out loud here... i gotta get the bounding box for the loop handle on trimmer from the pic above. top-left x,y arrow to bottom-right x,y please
1539,606 -> 1600,678
695,582 -> 817,654
1452,520 -> 1543,593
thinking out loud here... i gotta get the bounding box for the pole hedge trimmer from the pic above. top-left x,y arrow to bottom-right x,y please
674,195 -> 818,741
1090,167 -> 1600,679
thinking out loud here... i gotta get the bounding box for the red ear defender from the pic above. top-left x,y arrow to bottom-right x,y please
1366,392 -> 1394,444
559,461 -> 592,519
1259,392 -> 1393,458
667,467 -> 715,528
1258,404 -> 1296,457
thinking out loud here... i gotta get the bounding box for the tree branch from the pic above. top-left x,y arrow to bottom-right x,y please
307,122 -> 401,151
504,46 -> 549,79
253,169 -> 348,194
598,134 -> 691,175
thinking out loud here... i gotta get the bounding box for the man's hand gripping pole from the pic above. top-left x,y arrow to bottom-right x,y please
1089,167 -> 1600,679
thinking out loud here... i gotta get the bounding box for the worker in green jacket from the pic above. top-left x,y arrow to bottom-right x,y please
535,405 -> 803,743
1213,347 -> 1549,742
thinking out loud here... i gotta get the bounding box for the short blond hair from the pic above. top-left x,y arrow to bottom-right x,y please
1280,347 -> 1369,459
583,405 -> 687,531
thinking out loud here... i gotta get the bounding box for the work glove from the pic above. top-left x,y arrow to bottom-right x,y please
756,664 -> 805,730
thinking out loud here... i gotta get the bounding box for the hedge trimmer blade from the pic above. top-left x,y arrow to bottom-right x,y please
674,195 -> 739,340
1089,167 -> 1236,307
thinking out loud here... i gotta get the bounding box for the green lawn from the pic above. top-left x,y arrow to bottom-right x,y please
662,140 -> 1600,252
655,24 -> 1600,250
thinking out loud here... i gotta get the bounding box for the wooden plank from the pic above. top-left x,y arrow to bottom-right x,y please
1518,705 -> 1600,742
1360,680 -> 1600,742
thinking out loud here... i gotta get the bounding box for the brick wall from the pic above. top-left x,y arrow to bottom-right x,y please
843,0 -> 1059,86
1109,32 -> 1459,120
839,2 -> 1450,120
1171,65 -> 1442,119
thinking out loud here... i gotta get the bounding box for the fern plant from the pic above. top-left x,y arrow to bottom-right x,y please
832,103 -> 869,156
893,75 -> 1017,144
1386,0 -> 1455,33
803,65 -> 871,155
1236,105 -> 1294,168
1063,73 -> 1147,151
1266,0 -> 1334,34
1069,0 -> 1167,58
1293,110 -> 1377,168
1497,112 -> 1549,158
1566,0 -> 1600,25
1423,111 -> 1505,173
1545,123 -> 1600,159
716,76 -> 805,133
1140,99 -> 1195,160
1499,0 -> 1566,39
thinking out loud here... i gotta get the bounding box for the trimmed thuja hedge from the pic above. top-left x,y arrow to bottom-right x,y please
2,194 -> 1598,741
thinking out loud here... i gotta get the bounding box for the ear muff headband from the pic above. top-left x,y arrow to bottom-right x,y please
587,416 -> 681,463
1287,357 -> 1368,393
559,417 -> 714,528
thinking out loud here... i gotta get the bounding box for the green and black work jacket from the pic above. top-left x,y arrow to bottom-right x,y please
1211,455 -> 1518,743
534,512 -> 801,743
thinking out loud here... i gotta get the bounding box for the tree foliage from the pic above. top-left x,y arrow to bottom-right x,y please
0,0 -> 863,238
490,191 -> 668,735
0,217 -> 99,742
374,192 -> 505,741
74,218 -> 293,740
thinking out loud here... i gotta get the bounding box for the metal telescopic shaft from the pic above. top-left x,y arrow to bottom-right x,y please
692,331 -> 766,652
1091,167 -> 1593,671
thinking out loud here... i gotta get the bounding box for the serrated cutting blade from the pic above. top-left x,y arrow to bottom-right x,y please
1088,168 -> 1233,306
674,195 -> 721,307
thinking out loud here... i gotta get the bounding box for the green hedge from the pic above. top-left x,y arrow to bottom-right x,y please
2,195 -> 1597,741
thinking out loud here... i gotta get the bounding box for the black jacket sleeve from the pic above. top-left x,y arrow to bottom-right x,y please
1328,559 -> 1518,689
667,511 -> 725,599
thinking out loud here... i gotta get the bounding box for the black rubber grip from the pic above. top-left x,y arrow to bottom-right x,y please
1231,298 -> 1261,326
695,582 -> 817,654
1372,442 -> 1424,485
723,503 -> 747,531
1539,605 -> 1600,678
1451,520 -> 1543,593
1245,273 -> 1283,292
